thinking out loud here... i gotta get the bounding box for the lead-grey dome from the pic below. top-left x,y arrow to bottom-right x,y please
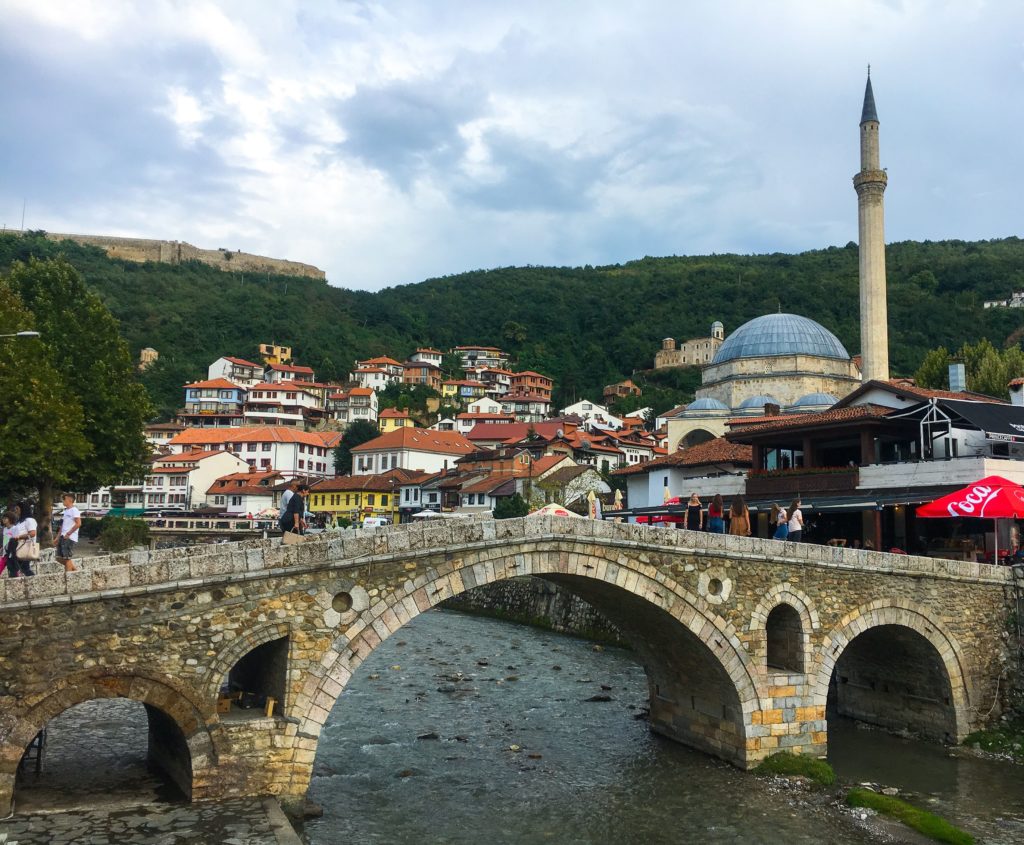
711,314 -> 850,365
793,392 -> 839,408
739,394 -> 781,410
686,397 -> 730,412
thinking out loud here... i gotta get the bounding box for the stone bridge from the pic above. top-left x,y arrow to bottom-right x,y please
0,518 -> 1014,814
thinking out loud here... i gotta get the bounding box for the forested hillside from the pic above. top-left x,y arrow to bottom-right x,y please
2,232 -> 1023,420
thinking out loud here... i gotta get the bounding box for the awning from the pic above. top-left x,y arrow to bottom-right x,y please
921,399 -> 1024,443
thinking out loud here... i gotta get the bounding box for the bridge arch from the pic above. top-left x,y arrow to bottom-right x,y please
0,670 -> 217,814
296,546 -> 764,769
746,584 -> 819,673
809,600 -> 972,742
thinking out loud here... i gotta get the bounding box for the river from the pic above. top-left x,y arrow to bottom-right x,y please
14,610 -> 1024,843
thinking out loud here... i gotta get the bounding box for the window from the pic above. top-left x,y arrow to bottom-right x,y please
247,443 -> 256,451
231,496 -> 242,507
260,459 -> 271,468
367,494 -> 376,506
381,495 -> 389,506
298,459 -> 305,469
262,444 -> 272,451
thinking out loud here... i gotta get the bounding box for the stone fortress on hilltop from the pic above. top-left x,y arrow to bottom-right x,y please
6,230 -> 326,280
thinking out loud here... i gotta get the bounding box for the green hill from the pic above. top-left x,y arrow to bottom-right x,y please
2,232 -> 1023,419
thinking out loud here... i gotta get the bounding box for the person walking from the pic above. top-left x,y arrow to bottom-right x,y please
685,493 -> 703,532
728,495 -> 751,536
771,503 -> 789,540
55,492 -> 81,572
707,494 -> 725,534
278,480 -> 299,533
787,499 -> 804,542
1,510 -> 16,576
10,500 -> 38,577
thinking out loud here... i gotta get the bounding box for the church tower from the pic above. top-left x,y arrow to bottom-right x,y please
854,70 -> 890,382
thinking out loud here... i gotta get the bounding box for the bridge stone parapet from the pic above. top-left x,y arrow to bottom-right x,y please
0,518 -> 1014,816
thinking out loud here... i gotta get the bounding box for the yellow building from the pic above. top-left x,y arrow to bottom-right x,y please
378,408 -> 412,433
309,468 -> 426,524
259,343 -> 292,365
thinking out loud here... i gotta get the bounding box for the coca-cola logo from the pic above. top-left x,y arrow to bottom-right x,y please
945,484 -> 1024,516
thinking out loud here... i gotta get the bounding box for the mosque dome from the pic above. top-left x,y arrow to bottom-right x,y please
792,392 -> 840,408
711,314 -> 850,365
686,397 -> 730,412
738,394 -> 781,410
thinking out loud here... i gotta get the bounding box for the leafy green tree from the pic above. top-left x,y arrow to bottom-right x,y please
5,257 -> 153,532
915,339 -> 1024,398
493,493 -> 529,519
333,419 -> 380,474
0,280 -> 90,507
914,347 -> 951,389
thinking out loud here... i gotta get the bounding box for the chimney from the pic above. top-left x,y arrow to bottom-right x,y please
1009,379 -> 1024,407
948,363 -> 966,393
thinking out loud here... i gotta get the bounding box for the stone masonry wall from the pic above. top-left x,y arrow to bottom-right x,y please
0,518 -> 1015,813
442,576 -> 627,646
25,231 -> 326,279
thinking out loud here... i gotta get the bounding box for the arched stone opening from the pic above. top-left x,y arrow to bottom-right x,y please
12,699 -> 192,813
683,428 -> 716,449
766,604 -> 804,672
298,552 -> 761,776
826,624 -> 958,743
221,635 -> 289,718
0,673 -> 216,815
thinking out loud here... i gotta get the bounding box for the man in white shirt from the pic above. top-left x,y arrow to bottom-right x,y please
56,492 -> 81,572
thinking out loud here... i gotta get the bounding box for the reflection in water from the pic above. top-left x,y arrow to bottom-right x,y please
307,610 -> 872,845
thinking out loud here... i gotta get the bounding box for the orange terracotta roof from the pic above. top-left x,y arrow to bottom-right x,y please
454,346 -> 504,352
444,379 -> 487,387
350,427 -> 477,455
379,408 -> 412,418
503,392 -> 552,403
415,348 -> 442,355
530,454 -> 569,475
169,426 -> 333,447
222,356 -> 261,368
151,466 -> 190,474
184,378 -> 242,390
154,449 -> 223,462
612,437 -> 752,476
247,382 -> 320,394
312,468 -> 429,492
207,470 -> 283,495
266,362 -> 314,373
361,356 -> 404,367
512,371 -> 551,379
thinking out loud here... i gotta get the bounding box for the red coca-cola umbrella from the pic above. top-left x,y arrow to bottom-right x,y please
916,475 -> 1024,562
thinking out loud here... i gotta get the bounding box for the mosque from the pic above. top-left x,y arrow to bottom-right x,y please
667,73 -> 889,453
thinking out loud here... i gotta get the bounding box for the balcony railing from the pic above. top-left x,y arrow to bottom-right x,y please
745,466 -> 859,497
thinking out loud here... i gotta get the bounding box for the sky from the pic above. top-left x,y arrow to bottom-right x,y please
2,1 -> 1022,290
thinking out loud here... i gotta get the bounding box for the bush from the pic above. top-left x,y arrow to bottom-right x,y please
98,516 -> 150,552
753,752 -> 836,786
846,788 -> 974,845
493,494 -> 529,520
78,517 -> 103,540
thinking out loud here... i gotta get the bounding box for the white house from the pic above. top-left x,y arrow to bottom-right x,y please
265,362 -> 315,384
350,366 -> 401,392
468,396 -> 503,415
328,387 -> 379,425
208,356 -> 263,387
560,399 -> 623,430
206,469 -> 284,515
167,426 -> 340,478
350,428 -> 477,476
501,393 -> 552,423
410,348 -> 444,367
244,382 -> 325,428
147,449 -> 250,511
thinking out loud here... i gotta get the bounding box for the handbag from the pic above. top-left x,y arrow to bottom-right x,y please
16,538 -> 40,561
282,531 -> 306,546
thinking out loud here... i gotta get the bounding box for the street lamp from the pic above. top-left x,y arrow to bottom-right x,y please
0,330 -> 40,339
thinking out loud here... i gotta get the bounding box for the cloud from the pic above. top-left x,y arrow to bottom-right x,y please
0,1 -> 1021,289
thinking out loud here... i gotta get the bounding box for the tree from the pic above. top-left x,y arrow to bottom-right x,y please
493,493 -> 529,519
333,419 -> 380,474
915,339 -> 1024,398
914,347 -> 951,389
0,280 -> 90,507
5,257 -> 153,535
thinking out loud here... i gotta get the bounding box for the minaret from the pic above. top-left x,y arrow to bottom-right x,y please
853,69 -> 889,382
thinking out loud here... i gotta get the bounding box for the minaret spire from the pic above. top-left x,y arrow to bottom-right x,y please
854,69 -> 889,382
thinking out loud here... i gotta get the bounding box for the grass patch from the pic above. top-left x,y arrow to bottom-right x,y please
962,717 -> 1024,763
847,788 -> 974,845
753,752 -> 835,786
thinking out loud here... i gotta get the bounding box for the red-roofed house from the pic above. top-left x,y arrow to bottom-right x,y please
243,382 -> 325,428
500,392 -> 552,423
207,469 -> 285,515
350,428 -> 476,475
179,378 -> 247,428
265,362 -> 315,384
510,371 -> 553,400
208,356 -> 263,387
403,361 -> 442,391
379,407 -> 413,433
146,449 -> 250,511
167,426 -> 337,478
328,387 -> 378,425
